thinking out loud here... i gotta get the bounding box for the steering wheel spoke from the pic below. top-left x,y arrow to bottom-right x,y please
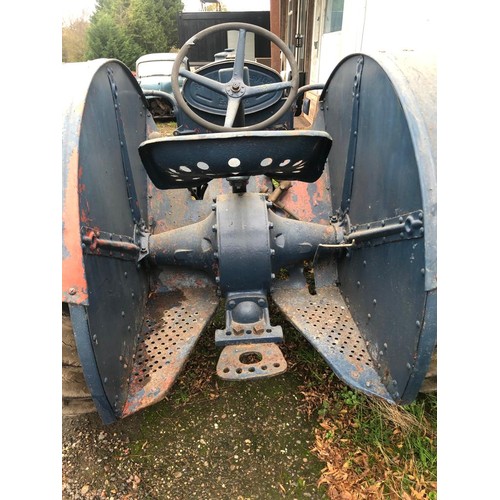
179,69 -> 226,96
224,97 -> 243,128
232,29 -> 247,81
244,80 -> 293,98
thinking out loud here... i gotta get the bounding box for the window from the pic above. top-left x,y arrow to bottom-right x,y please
324,0 -> 344,33
137,60 -> 174,78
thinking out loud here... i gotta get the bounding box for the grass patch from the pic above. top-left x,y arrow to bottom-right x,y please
305,376 -> 437,498
270,301 -> 437,498
155,120 -> 177,137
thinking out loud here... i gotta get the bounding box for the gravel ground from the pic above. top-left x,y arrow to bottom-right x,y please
62,370 -> 329,499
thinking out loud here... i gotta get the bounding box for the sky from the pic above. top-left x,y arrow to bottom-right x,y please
62,0 -> 270,23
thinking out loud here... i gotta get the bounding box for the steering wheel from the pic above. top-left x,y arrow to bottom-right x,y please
171,22 -> 299,132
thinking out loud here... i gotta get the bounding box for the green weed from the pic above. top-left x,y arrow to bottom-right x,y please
300,370 -> 437,498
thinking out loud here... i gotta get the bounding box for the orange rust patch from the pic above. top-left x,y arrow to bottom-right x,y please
62,147 -> 88,304
280,177 -> 329,224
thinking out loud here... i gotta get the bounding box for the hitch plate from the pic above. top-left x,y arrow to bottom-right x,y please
216,343 -> 287,381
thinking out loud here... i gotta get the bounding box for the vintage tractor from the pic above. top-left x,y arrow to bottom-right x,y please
62,23 -> 436,424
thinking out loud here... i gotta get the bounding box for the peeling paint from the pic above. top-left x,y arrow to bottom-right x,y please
62,147 -> 88,305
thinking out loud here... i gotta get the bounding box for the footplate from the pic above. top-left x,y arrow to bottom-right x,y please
272,285 -> 393,401
122,288 -> 219,417
216,343 -> 287,381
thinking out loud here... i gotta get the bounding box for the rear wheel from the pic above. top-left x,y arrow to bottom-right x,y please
148,97 -> 173,120
62,303 -> 96,416
420,348 -> 437,393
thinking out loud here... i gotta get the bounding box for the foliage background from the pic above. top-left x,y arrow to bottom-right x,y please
62,0 -> 184,68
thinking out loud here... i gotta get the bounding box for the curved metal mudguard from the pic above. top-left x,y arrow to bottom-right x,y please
323,52 -> 436,403
62,59 -> 220,423
274,52 -> 436,405
62,59 -> 155,423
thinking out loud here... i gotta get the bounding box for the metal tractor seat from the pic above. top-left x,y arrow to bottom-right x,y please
139,130 -> 333,190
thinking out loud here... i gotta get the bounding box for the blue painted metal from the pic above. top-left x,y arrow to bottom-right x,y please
183,61 -> 284,116
171,22 -> 299,132
63,39 -> 436,423
68,304 -> 116,424
215,193 -> 272,294
272,284 -> 393,402
340,55 -> 364,215
139,130 -> 332,189
400,289 -> 437,402
122,287 -> 219,416
62,59 -> 154,418
174,100 -> 295,134
317,52 -> 436,402
106,66 -> 143,224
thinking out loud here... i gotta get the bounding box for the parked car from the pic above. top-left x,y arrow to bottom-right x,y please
135,53 -> 189,120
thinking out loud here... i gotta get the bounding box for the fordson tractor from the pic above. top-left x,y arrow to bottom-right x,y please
62,23 -> 436,423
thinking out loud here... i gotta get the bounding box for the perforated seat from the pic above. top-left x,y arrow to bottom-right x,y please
138,130 -> 332,190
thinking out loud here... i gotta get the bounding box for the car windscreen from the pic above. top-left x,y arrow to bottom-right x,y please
137,60 -> 176,78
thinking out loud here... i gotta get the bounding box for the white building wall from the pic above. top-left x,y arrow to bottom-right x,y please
361,0 -> 436,53
311,0 -> 437,84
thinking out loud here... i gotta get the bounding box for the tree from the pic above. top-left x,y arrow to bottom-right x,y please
86,11 -> 136,66
62,17 -> 90,62
85,0 -> 184,69
160,0 -> 184,49
126,0 -> 171,55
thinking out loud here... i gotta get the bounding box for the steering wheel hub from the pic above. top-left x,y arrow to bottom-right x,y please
227,80 -> 245,97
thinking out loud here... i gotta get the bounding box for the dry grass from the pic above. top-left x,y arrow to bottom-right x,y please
278,320 -> 437,500
155,120 -> 177,137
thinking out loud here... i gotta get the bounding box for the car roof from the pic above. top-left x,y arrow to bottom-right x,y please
136,53 -> 183,65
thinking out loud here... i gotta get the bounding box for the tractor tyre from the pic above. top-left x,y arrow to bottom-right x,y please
419,348 -> 437,393
62,303 -> 96,416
